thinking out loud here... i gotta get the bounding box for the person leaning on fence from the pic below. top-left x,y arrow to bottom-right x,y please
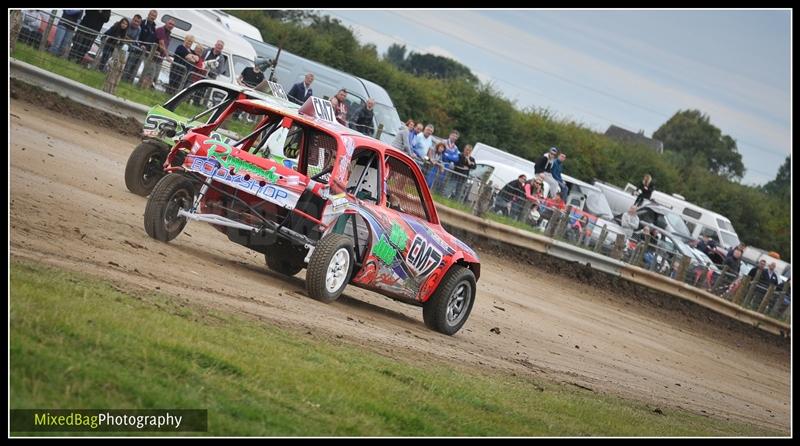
19,10 -> 47,47
391,119 -> 415,156
350,98 -> 376,136
722,248 -> 745,297
329,89 -> 350,126
425,142 -> 447,189
49,9 -> 83,57
167,34 -> 200,95
69,9 -> 111,64
620,205 -> 640,239
496,174 -> 528,219
123,10 -> 158,84
237,60 -> 266,89
439,131 -> 461,198
287,73 -> 315,105
409,122 -> 423,149
200,40 -> 226,80
453,144 -> 477,202
98,17 -> 129,72
411,124 -> 435,165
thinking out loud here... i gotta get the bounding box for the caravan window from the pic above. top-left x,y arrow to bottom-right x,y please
162,15 -> 192,32
717,218 -> 735,232
682,208 -> 702,220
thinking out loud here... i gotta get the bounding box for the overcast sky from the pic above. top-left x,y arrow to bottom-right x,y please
324,9 -> 790,186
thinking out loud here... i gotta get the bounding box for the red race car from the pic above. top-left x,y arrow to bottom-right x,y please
143,97 -> 480,335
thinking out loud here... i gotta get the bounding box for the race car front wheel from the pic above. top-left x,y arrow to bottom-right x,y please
144,173 -> 195,242
125,141 -> 168,196
423,265 -> 476,336
306,233 -> 354,303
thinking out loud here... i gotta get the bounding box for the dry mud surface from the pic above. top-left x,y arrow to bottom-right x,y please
9,95 -> 790,432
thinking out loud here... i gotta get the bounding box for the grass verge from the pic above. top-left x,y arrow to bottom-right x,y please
10,259 -> 782,436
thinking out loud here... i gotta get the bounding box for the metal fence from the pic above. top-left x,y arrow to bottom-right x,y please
12,10 -> 791,324
13,10 -> 229,97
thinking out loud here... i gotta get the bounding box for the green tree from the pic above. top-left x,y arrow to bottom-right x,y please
400,52 -> 478,83
653,110 -> 745,180
763,156 -> 790,199
384,43 -> 407,68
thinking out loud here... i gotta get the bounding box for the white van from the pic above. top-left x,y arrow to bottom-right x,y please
200,10 -> 263,42
108,9 -> 257,88
622,183 -> 742,250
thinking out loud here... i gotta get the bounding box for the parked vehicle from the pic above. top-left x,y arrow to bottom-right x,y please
633,203 -> 694,243
622,183 -> 741,250
142,96 -> 481,335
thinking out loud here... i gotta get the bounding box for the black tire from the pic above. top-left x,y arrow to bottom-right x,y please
265,242 -> 306,276
305,233 -> 354,303
423,265 -> 477,335
144,173 -> 195,242
125,141 -> 168,196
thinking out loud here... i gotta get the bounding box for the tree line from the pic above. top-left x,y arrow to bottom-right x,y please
229,10 -> 790,261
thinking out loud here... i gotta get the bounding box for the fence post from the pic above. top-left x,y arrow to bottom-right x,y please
554,207 -> 571,239
10,10 -> 23,53
711,265 -> 729,294
610,233 -> 625,260
757,284 -> 776,314
102,45 -> 127,94
520,199 -> 535,227
375,123 -> 384,140
593,225 -> 607,253
138,44 -> 158,89
544,211 -> 559,237
473,181 -> 492,218
743,269 -> 763,308
675,255 -> 690,283
732,276 -> 751,305
39,10 -> 57,51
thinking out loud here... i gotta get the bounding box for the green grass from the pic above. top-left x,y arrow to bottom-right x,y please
10,260 -> 783,436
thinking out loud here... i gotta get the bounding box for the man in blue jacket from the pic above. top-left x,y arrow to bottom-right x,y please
287,73 -> 314,105
550,152 -> 568,202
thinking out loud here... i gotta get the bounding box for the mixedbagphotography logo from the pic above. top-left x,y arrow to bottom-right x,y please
11,409 -> 208,432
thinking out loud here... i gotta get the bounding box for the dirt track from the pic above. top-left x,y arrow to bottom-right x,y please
9,97 -> 791,432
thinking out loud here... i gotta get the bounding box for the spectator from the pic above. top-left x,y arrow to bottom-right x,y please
453,144 -> 477,202
621,205 -> 640,239
126,14 -> 142,42
238,59 -> 267,89
411,124 -> 435,162
747,259 -> 769,283
19,10 -> 47,46
764,262 -> 780,286
440,131 -> 461,198
69,9 -> 111,64
496,174 -> 528,219
98,17 -> 129,72
201,40 -> 226,80
329,88 -> 349,125
123,10 -> 157,83
391,119 -> 414,155
350,98 -> 376,136
535,147 -> 560,199
167,34 -> 199,95
696,234 -> 718,256
188,44 -> 207,85
634,174 -> 655,207
523,175 -> 544,203
139,17 -> 174,90
409,122 -> 423,149
49,9 -> 84,57
425,142 -> 446,189
287,72 -> 314,105
550,152 -> 568,202
724,248 -> 743,273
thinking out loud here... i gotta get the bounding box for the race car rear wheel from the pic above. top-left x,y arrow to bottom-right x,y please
125,141 -> 168,196
423,265 -> 476,335
306,233 -> 354,303
144,173 -> 195,242
265,242 -> 306,276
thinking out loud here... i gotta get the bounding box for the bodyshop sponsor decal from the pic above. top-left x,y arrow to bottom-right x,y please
406,235 -> 443,277
187,156 -> 299,209
371,223 -> 408,265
